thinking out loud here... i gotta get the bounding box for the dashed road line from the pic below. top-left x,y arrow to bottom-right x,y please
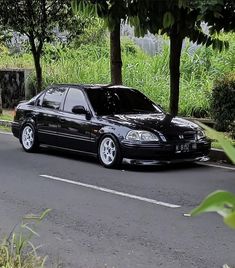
40,174 -> 181,209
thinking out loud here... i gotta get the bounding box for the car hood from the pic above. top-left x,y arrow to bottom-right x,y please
103,113 -> 199,134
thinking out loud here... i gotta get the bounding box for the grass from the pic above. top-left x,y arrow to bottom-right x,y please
0,33 -> 234,116
0,209 -> 50,268
0,125 -> 11,132
0,111 -> 14,121
0,110 -> 13,132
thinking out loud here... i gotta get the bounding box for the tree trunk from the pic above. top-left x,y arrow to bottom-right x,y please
169,31 -> 183,116
29,34 -> 43,94
0,88 -> 2,114
32,52 -> 43,94
110,22 -> 122,85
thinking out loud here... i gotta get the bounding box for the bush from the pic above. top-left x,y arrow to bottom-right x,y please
211,73 -> 235,131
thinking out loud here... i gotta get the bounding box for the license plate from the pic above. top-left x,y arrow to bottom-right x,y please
176,143 -> 190,153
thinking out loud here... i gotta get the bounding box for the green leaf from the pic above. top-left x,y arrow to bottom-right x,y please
196,122 -> 235,164
190,190 -> 235,217
224,211 -> 235,229
163,12 -> 175,28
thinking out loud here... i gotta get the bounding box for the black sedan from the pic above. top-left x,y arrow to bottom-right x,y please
12,84 -> 211,168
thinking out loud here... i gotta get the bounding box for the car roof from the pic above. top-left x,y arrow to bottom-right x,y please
51,84 -> 133,90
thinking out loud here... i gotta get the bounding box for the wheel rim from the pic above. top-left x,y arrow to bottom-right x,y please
22,126 -> 34,150
100,137 -> 116,165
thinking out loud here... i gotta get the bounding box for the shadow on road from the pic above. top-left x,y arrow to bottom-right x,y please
35,145 -> 209,173
122,162 -> 209,173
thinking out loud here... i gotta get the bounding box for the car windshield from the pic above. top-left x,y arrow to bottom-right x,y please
86,87 -> 163,116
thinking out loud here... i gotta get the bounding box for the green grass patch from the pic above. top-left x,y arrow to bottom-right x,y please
0,110 -> 14,121
0,125 -> 11,132
0,34 -> 234,117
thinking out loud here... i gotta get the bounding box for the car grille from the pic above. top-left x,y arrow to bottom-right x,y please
165,131 -> 196,141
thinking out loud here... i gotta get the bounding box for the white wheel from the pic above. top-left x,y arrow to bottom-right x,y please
98,136 -> 122,168
21,124 -> 38,152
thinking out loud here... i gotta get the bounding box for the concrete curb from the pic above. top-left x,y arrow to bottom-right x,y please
209,148 -> 233,165
0,119 -> 12,128
0,119 -> 233,165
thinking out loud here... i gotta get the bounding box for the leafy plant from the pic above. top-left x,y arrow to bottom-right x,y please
0,34 -> 234,116
211,73 -> 235,131
190,123 -> 235,229
0,209 -> 51,268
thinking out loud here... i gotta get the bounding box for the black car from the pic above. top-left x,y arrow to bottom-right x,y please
12,84 -> 211,168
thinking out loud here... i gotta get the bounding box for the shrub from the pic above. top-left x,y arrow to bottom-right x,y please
211,73 -> 235,131
0,209 -> 50,268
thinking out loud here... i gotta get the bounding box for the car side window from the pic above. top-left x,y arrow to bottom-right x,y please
42,87 -> 66,110
63,88 -> 88,113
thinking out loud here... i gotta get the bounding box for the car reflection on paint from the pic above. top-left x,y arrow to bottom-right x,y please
12,84 -> 211,168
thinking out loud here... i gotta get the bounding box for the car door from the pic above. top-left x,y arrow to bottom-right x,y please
36,86 -> 67,146
57,87 -> 93,153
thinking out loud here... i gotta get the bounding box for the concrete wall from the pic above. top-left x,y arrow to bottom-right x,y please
0,69 -> 32,108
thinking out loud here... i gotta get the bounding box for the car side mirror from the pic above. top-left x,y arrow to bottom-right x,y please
72,105 -> 91,119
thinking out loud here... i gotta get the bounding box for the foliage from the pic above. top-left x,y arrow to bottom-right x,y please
74,0 -> 235,115
0,209 -> 51,267
190,190 -> 235,229
198,122 -> 235,164
190,124 -> 235,231
69,17 -> 106,47
0,34 -> 234,116
211,73 -> 235,132
0,0 -> 85,92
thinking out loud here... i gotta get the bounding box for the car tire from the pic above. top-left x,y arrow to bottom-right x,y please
98,135 -> 122,168
21,123 -> 39,152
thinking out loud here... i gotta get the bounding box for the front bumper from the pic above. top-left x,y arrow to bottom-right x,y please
122,156 -> 210,165
121,139 -> 211,165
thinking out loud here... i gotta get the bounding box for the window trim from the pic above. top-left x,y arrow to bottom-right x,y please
41,86 -> 67,111
62,87 -> 91,115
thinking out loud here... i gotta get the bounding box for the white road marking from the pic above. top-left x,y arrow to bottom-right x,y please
40,174 -> 181,208
198,162 -> 235,171
0,131 -> 12,135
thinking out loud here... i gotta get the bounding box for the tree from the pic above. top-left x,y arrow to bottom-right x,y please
0,0 -> 76,93
128,0 -> 235,116
76,0 -> 234,115
73,0 -> 129,85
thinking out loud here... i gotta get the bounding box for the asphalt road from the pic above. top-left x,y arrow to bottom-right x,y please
0,132 -> 235,268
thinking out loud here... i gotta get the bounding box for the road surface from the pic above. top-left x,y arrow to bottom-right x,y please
0,132 -> 235,268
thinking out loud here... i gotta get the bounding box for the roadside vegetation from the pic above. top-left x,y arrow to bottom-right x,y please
0,110 -> 14,121
0,33 -> 234,117
0,209 -> 50,268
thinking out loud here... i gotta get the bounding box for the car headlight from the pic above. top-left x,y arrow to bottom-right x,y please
126,130 -> 159,142
197,129 -> 206,140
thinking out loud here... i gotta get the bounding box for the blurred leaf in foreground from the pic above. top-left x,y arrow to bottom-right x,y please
196,121 -> 235,164
190,191 -> 235,229
190,123 -> 235,229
